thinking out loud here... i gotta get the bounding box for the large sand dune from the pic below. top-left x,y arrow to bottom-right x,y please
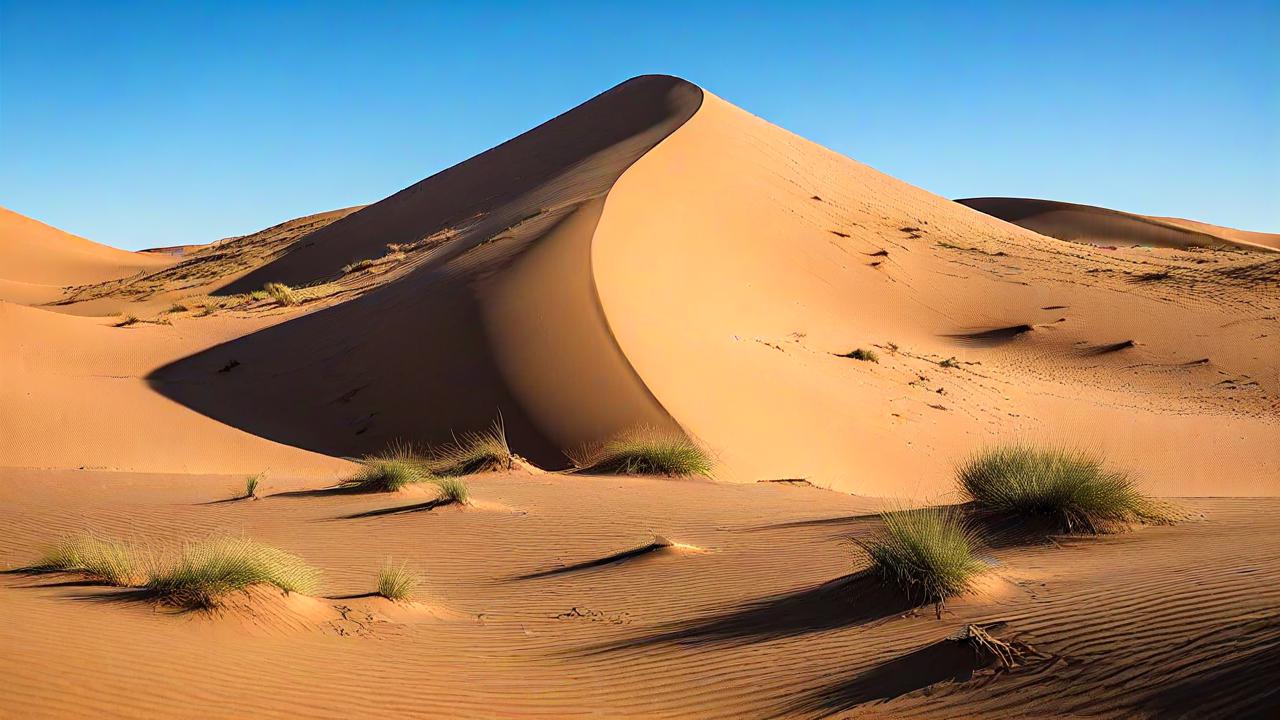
958,196 -> 1280,252
128,76 -> 1280,495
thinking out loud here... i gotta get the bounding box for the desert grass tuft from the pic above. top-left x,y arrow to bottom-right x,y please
29,534 -> 139,586
569,427 -> 714,477
240,473 -> 262,500
856,507 -> 985,616
957,444 -> 1172,533
432,476 -> 470,505
343,452 -> 432,492
115,314 -> 140,327
841,348 -> 879,362
376,560 -> 419,601
263,282 -> 299,307
939,357 -> 960,368
428,420 -> 512,476
166,303 -> 189,314
145,536 -> 320,609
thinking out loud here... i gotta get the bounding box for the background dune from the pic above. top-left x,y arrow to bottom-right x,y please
957,197 -> 1280,252
0,206 -> 175,305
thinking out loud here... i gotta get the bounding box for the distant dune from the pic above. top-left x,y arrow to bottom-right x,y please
0,206 -> 174,304
957,196 -> 1279,252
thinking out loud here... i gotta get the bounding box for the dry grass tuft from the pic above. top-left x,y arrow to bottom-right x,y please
145,536 -> 320,609
958,445 -> 1174,533
841,348 -> 879,362
376,560 -> 419,601
569,427 -> 713,477
29,535 -> 139,586
432,476 -> 470,505
263,282 -> 299,306
856,507 -> 985,617
343,448 -> 432,492
428,420 -> 512,476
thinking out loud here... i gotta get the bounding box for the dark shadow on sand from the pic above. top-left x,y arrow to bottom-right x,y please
512,537 -> 674,580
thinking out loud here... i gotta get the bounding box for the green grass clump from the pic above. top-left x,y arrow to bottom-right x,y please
145,536 -> 320,609
31,535 -> 138,586
569,427 -> 714,477
958,445 -> 1170,533
857,507 -> 985,615
841,348 -> 879,362
263,282 -> 299,307
241,473 -> 262,499
376,560 -> 419,601
429,421 -> 512,475
432,476 -> 470,505
344,456 -> 431,492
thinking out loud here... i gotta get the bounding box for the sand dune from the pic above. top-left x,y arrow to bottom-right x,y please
0,206 -> 175,305
957,196 -> 1279,252
123,76 -> 1280,496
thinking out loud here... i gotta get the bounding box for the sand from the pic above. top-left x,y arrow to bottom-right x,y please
1,74 -> 1277,718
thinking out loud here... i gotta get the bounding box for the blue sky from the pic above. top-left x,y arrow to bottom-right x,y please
2,1 -> 1276,250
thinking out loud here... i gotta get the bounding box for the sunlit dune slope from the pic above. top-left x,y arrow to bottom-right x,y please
0,206 -> 174,305
957,196 -> 1279,252
137,76 -> 1279,495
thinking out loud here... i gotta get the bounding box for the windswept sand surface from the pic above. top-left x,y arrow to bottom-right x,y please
1,75 -> 1277,718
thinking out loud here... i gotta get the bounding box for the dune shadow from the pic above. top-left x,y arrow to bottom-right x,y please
1078,339 -> 1136,356
271,484 -> 369,499
512,537 -> 674,580
582,572 -> 917,655
942,324 -> 1034,347
338,498 -> 455,519
327,592 -> 380,600
783,637 -> 996,717
739,512 -> 883,533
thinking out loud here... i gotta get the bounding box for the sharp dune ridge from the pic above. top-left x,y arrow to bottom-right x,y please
1,74 -> 1278,718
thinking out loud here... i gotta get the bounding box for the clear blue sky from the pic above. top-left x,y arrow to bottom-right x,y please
2,1 -> 1276,250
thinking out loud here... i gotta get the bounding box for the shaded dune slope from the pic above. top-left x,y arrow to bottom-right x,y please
150,76 -> 702,468
958,197 -> 1279,252
0,206 -> 174,305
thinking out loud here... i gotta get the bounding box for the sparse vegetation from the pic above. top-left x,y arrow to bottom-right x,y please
841,348 -> 879,362
240,473 -> 262,500
939,357 -> 960,368
957,445 -> 1171,533
856,507 -> 985,616
166,303 -> 189,314
343,455 -> 432,492
145,536 -> 320,609
376,560 -> 419,601
29,535 -> 138,586
569,427 -> 714,477
432,476 -> 470,505
115,314 -> 140,327
263,282 -> 299,306
428,420 -> 512,475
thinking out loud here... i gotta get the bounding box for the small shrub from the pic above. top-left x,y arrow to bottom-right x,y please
167,303 -> 189,314
433,476 -> 470,505
958,445 -> 1170,533
376,560 -> 419,601
30,535 -> 138,586
856,507 -> 985,616
248,289 -> 269,301
241,473 -> 262,499
344,456 -> 430,492
569,427 -> 713,477
842,348 -> 879,362
939,357 -> 960,368
115,314 -> 140,327
145,536 -> 320,609
429,420 -> 512,475
263,282 -> 299,307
